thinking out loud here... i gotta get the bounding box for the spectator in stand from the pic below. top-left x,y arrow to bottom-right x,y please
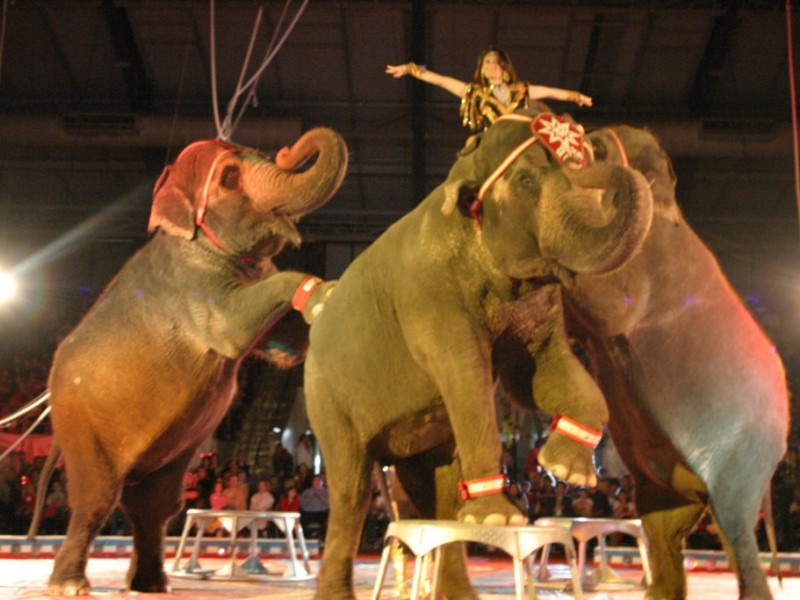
612,487 -> 637,519
223,473 -> 248,510
299,475 -> 330,542
591,477 -> 615,518
280,479 -> 300,512
15,474 -> 36,534
194,466 -> 214,508
619,473 -> 636,505
295,432 -> 314,472
231,451 -> 250,481
199,454 -> 218,482
272,442 -> 294,482
295,462 -> 313,493
523,438 -> 545,479
507,480 -> 529,517
183,468 -> 200,510
205,479 -> 229,537
611,486 -> 638,545
41,479 -> 69,534
572,487 -> 594,518
538,480 -> 574,518
250,479 -> 276,537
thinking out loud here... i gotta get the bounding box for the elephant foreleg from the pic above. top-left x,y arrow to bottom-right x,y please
395,450 -> 479,600
414,318 -> 524,526
532,322 -> 608,487
120,452 -> 193,593
637,467 -> 707,600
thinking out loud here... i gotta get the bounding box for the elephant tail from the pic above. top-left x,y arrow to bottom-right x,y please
761,482 -> 782,588
27,439 -> 61,540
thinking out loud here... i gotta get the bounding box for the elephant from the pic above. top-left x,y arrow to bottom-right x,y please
557,124 -> 789,599
302,108 -> 654,599
35,127 -> 347,595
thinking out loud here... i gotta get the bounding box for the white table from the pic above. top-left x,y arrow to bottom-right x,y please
534,517 -> 652,589
171,509 -> 313,581
371,519 -> 584,600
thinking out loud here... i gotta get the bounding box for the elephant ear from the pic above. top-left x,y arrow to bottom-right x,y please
147,165 -> 196,239
442,177 -> 478,216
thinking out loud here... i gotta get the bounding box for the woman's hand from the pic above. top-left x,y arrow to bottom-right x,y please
576,93 -> 593,107
386,64 -> 409,78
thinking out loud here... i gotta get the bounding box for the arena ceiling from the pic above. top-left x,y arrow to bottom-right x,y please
0,1 -> 798,335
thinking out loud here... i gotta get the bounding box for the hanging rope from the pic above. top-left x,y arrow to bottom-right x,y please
786,0 -> 800,241
209,0 -> 310,142
0,405 -> 52,464
0,0 -> 9,86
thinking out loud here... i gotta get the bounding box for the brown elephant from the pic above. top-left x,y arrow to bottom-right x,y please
302,109 -> 654,599
556,125 -> 790,600
36,127 -> 347,595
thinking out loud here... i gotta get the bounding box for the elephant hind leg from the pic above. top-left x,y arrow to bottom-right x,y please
710,488 -> 773,599
120,453 -> 192,593
310,426 -> 372,598
48,443 -> 122,595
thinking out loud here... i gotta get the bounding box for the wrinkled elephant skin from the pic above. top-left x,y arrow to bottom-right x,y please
303,108 -> 653,599
41,128 -> 347,595
565,125 -> 789,600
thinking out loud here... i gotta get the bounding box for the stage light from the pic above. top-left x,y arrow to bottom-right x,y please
0,270 -> 17,303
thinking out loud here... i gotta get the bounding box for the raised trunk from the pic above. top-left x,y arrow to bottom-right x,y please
539,163 -> 653,274
242,127 -> 348,217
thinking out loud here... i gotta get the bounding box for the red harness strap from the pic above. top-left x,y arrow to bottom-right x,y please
603,127 -> 631,167
182,139 -> 245,252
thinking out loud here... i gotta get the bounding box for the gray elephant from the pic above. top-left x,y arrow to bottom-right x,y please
559,125 -> 789,600
303,109 -> 653,599
38,127 -> 347,595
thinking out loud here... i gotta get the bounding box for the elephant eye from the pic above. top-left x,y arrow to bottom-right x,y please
220,165 -> 240,190
513,172 -> 536,190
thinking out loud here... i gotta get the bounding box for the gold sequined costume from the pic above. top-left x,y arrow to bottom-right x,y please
459,81 -> 530,132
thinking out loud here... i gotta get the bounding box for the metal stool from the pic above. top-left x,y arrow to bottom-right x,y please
171,509 -> 313,581
371,519 -> 584,600
534,517 -> 652,589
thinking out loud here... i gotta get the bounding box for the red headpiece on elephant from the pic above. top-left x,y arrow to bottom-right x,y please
469,113 -> 590,226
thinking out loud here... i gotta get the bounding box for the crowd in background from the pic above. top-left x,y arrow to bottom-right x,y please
3,313 -> 800,553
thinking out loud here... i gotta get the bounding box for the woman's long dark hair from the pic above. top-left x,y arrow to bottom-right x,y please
472,46 -> 518,85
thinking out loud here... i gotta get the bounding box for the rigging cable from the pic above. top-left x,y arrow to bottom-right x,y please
0,0 -> 9,85
209,0 -> 310,141
786,0 -> 800,239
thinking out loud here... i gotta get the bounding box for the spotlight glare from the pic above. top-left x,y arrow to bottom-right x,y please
0,271 -> 17,303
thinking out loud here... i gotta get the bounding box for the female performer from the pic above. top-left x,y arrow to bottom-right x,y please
386,46 -> 592,132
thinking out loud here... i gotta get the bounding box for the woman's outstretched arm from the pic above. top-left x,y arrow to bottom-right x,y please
386,63 -> 467,98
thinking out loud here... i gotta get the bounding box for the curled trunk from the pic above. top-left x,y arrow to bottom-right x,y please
243,127 -> 349,217
539,163 -> 653,274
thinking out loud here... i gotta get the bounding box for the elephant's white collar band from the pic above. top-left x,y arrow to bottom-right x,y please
552,414 -> 603,449
458,474 -> 507,500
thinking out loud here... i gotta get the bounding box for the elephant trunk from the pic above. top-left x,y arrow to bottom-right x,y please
242,127 -> 348,217
539,163 -> 653,274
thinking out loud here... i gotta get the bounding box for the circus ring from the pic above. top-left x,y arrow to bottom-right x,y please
2,534 -> 800,599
